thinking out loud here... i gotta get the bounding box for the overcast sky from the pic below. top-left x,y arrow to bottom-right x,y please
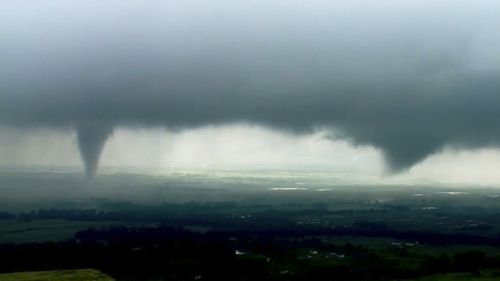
1,0 -> 500,183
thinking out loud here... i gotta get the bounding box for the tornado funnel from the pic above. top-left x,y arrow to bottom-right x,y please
76,123 -> 113,179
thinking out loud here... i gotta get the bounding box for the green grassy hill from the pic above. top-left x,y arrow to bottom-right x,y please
0,269 -> 114,281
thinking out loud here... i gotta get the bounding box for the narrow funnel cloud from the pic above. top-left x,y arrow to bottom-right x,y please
76,124 -> 113,179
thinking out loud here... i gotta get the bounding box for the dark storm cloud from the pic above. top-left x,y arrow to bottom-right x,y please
1,0 -> 500,174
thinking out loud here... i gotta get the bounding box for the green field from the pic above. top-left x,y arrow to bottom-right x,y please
0,220 -> 124,244
411,271 -> 500,281
0,269 -> 114,281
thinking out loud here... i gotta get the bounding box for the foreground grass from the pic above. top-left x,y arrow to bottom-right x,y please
0,269 -> 114,281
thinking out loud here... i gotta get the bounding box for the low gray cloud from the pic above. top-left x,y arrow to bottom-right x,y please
1,0 -> 499,176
